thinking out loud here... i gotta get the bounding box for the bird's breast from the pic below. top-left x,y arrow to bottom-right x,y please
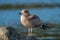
20,15 -> 32,27
21,15 -> 27,22
21,15 -> 27,24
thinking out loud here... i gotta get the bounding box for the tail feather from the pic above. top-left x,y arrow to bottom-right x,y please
41,24 -> 48,30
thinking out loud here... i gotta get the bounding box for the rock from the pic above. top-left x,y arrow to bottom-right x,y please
0,27 -> 38,40
0,27 -> 21,40
0,27 -> 8,40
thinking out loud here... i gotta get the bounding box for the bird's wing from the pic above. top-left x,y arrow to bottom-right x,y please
27,15 -> 39,19
27,15 -> 41,27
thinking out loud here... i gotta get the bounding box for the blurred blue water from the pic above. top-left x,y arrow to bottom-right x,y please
0,0 -> 60,5
0,8 -> 60,26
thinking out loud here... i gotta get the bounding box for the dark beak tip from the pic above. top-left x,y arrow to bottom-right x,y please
19,13 -> 21,15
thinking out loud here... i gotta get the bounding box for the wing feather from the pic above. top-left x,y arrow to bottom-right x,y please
27,15 -> 41,27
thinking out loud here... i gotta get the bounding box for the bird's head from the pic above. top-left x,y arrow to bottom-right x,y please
19,10 -> 29,16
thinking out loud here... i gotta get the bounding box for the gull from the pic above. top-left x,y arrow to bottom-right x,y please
19,10 -> 47,37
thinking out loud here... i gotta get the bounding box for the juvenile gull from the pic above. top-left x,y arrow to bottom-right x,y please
19,10 -> 47,37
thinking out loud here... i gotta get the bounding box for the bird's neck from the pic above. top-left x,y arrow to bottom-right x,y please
22,13 -> 30,17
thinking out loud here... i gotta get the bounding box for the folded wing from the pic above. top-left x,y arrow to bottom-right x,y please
27,15 -> 41,27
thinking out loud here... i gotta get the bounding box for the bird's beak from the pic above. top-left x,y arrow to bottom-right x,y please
19,13 -> 21,15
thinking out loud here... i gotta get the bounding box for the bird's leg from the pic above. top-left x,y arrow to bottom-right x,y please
27,27 -> 32,37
